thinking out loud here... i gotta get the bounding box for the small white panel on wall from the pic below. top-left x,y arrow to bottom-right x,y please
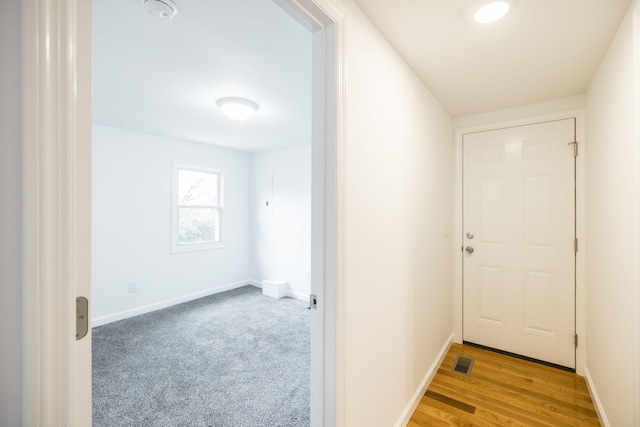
256,174 -> 273,226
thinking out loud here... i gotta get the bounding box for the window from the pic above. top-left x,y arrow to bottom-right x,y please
172,165 -> 223,253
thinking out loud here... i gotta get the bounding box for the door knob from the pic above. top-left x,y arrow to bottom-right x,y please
465,246 -> 474,254
466,232 -> 474,239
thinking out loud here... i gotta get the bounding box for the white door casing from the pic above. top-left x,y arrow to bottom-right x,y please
462,119 -> 576,369
23,0 -> 93,424
22,0 -> 346,426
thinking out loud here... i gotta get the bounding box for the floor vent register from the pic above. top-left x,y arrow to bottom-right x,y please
452,355 -> 474,376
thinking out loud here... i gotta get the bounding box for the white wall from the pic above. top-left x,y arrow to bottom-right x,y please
585,2 -> 640,425
0,0 -> 23,424
334,1 -> 454,425
250,145 -> 311,299
92,124 -> 252,323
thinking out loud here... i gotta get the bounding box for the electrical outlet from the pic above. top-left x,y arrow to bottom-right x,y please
128,282 -> 138,293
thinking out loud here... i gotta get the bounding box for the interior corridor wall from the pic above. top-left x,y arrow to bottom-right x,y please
91,124 -> 251,324
0,0 -> 23,424
585,2 -> 639,425
250,145 -> 311,299
334,1 -> 454,425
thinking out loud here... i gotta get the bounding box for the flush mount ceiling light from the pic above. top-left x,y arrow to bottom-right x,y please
216,97 -> 259,121
474,1 -> 510,23
142,0 -> 178,22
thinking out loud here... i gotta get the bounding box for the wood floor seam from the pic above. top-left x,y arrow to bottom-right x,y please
408,344 -> 600,427
425,390 -> 477,414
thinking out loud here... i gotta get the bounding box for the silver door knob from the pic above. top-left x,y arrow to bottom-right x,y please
466,232 -> 474,239
465,246 -> 474,254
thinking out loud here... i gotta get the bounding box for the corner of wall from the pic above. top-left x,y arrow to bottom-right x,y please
393,335 -> 453,427
584,366 -> 611,427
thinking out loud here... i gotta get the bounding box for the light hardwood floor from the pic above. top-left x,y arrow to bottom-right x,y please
408,343 -> 600,427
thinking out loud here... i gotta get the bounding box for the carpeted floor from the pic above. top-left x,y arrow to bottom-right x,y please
92,285 -> 310,427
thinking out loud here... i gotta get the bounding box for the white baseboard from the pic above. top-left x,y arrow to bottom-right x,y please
91,280 -> 252,327
584,366 -> 610,427
248,279 -> 262,289
249,279 -> 310,303
393,334 -> 454,427
288,291 -> 310,302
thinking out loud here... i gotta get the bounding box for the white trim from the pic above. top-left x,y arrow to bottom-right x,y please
171,163 -> 225,253
633,2 -> 640,424
249,279 -> 311,302
23,0 -> 93,424
288,290 -> 312,302
281,1 -> 346,426
453,108 -> 587,374
248,279 -> 263,289
393,335 -> 453,427
91,281 -> 252,327
584,366 -> 611,427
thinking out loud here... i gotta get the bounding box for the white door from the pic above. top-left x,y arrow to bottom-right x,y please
462,119 -> 576,369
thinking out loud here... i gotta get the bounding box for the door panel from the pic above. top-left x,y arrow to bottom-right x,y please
463,119 -> 576,369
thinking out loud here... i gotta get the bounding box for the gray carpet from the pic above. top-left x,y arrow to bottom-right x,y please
92,285 -> 310,427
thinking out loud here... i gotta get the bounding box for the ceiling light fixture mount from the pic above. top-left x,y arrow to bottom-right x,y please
216,97 -> 260,121
142,0 -> 178,22
473,1 -> 511,24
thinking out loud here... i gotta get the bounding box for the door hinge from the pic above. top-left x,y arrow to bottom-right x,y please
574,333 -> 579,348
76,296 -> 89,340
309,294 -> 318,309
574,238 -> 578,253
568,141 -> 578,157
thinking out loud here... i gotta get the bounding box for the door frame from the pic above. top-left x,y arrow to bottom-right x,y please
21,0 -> 347,425
634,3 -> 640,424
453,109 -> 587,375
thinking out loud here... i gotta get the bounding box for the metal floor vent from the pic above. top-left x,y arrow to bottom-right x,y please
452,356 -> 474,376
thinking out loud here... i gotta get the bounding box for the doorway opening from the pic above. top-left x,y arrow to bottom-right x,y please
453,113 -> 587,375
90,0 -> 317,424
21,0 -> 344,425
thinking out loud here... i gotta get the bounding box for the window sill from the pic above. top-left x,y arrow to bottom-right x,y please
171,241 -> 226,254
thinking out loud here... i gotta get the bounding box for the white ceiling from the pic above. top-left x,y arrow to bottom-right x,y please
94,1 -> 634,151
352,0 -> 634,116
93,0 -> 311,152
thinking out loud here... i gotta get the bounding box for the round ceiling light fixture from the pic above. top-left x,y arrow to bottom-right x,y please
474,1 -> 510,23
216,97 -> 259,121
143,0 -> 178,22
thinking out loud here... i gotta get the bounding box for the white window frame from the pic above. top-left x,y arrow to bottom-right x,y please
172,163 -> 225,253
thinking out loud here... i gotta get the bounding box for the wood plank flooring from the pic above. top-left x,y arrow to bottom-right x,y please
408,343 -> 600,427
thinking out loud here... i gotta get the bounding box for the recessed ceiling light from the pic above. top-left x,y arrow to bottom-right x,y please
474,1 -> 510,24
216,97 -> 259,121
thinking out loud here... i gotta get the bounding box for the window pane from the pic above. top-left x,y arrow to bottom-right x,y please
178,170 -> 218,206
178,207 -> 220,244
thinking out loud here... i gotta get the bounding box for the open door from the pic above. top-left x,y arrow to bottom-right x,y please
22,0 -> 345,425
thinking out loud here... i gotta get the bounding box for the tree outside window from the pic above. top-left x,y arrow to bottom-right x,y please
173,165 -> 223,252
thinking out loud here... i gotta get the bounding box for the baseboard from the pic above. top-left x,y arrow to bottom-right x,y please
393,333 -> 454,427
248,279 -> 310,303
288,290 -> 311,302
248,279 -> 263,289
584,366 -> 610,427
91,280 -> 252,327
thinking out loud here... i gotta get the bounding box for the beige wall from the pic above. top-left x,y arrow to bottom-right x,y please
335,1 -> 454,425
585,1 -> 639,425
